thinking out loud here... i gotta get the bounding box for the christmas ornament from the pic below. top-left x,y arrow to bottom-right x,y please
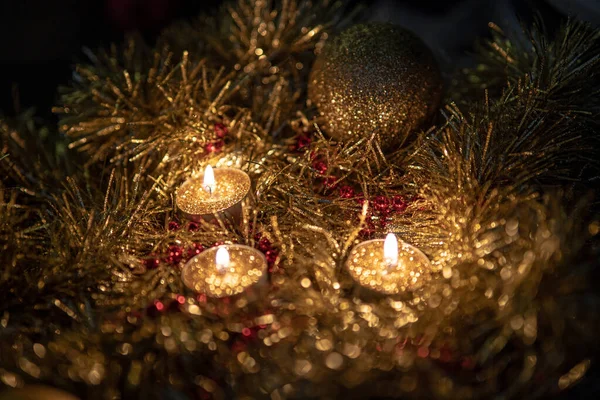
309,22 -> 443,150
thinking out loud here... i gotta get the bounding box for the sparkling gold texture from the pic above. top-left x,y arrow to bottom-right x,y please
1,4 -> 599,399
309,23 -> 443,149
176,168 -> 251,216
346,238 -> 431,295
181,245 -> 267,298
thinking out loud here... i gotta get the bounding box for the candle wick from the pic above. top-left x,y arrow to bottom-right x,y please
386,258 -> 398,270
204,184 -> 215,196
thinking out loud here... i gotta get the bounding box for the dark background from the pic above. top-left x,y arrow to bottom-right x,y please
0,0 -> 599,398
1,0 -> 599,118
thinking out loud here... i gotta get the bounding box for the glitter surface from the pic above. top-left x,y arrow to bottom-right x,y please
308,23 -> 443,150
181,245 -> 267,298
346,239 -> 432,295
176,168 -> 251,216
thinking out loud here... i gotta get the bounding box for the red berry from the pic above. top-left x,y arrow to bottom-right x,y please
166,245 -> 183,264
258,237 -> 272,252
359,220 -> 376,238
214,123 -> 228,138
295,135 -> 311,151
417,346 -> 430,358
391,195 -> 408,213
265,250 -> 278,265
338,185 -> 355,199
205,140 -> 224,153
168,220 -> 180,231
145,257 -> 161,270
187,243 -> 204,259
312,160 -> 328,175
147,300 -> 165,317
373,195 -> 391,213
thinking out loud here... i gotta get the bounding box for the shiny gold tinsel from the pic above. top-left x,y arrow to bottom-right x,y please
309,22 -> 443,150
1,3 -> 600,399
54,39 -> 274,187
160,0 -> 356,129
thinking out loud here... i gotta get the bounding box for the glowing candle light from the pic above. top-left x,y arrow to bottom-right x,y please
384,232 -> 399,268
346,233 -> 431,294
215,246 -> 230,273
176,165 -> 251,222
181,244 -> 267,298
203,165 -> 216,194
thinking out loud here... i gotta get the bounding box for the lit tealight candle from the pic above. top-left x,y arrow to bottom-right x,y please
181,244 -> 267,298
346,233 -> 431,295
176,165 -> 251,222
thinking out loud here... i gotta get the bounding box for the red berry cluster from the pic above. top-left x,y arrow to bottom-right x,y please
291,134 -> 311,152
338,185 -> 355,199
187,243 -> 204,258
312,158 -> 328,175
374,195 -> 408,220
143,219 -> 208,270
354,194 -> 409,238
165,244 -> 184,264
256,235 -> 279,271
204,122 -> 228,154
308,151 -> 344,194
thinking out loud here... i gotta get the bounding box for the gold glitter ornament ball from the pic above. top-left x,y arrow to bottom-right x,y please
309,23 -> 443,150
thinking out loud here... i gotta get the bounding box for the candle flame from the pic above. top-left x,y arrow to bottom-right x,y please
215,247 -> 230,272
203,165 -> 216,194
384,233 -> 399,268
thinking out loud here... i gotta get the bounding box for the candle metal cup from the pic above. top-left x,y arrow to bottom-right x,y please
181,244 -> 268,300
346,238 -> 431,295
176,168 -> 251,223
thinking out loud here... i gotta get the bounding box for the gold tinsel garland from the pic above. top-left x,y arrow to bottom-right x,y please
0,1 -> 599,399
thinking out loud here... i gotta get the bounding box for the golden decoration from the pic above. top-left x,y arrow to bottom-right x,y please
181,245 -> 267,298
176,168 -> 251,218
345,237 -> 432,295
0,2 -> 598,398
308,22 -> 443,150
